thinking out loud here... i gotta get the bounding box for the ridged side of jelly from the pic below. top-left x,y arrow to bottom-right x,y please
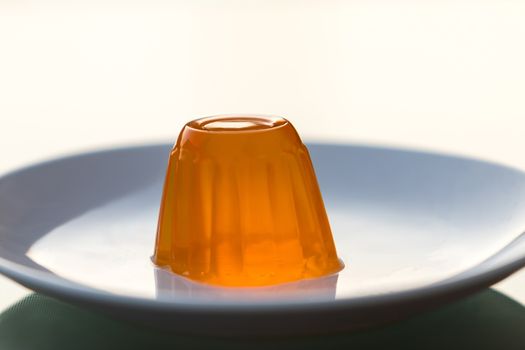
153,117 -> 343,286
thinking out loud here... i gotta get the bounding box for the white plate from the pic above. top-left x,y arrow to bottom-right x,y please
0,143 -> 524,335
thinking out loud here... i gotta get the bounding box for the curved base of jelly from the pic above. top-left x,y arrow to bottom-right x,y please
152,255 -> 345,287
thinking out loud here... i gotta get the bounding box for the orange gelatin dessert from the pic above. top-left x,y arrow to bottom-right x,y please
153,115 -> 343,286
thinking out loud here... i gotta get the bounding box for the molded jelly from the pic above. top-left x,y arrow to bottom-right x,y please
153,115 -> 343,286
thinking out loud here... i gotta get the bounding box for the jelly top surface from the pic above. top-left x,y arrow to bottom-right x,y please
177,115 -> 302,157
187,115 -> 288,133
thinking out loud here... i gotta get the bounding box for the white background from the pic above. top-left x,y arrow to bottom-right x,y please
1,0 -> 524,308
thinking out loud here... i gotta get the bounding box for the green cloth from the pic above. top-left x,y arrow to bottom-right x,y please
0,290 -> 523,349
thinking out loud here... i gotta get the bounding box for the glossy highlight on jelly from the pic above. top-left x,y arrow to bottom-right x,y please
153,115 -> 343,286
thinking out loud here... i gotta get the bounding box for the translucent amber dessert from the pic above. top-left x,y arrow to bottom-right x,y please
153,115 -> 343,286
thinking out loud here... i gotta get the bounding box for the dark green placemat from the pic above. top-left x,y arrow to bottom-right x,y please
0,290 -> 523,350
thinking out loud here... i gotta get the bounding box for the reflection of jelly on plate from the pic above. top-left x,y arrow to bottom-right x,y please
153,115 -> 343,286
